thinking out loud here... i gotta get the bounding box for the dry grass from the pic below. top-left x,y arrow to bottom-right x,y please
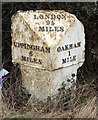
0,67 -> 97,119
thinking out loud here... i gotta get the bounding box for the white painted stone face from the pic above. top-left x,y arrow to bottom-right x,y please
11,10 -> 85,100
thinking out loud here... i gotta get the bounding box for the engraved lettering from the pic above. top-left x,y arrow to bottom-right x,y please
62,55 -> 76,64
57,42 -> 81,52
13,42 -> 50,53
21,56 -> 42,65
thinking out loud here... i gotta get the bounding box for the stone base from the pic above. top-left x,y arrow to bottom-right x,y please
20,63 -> 82,101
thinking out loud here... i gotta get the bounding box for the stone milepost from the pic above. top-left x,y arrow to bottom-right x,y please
12,10 -> 85,100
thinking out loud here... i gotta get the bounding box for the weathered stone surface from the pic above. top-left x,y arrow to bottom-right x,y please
20,64 -> 81,100
11,10 -> 85,100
